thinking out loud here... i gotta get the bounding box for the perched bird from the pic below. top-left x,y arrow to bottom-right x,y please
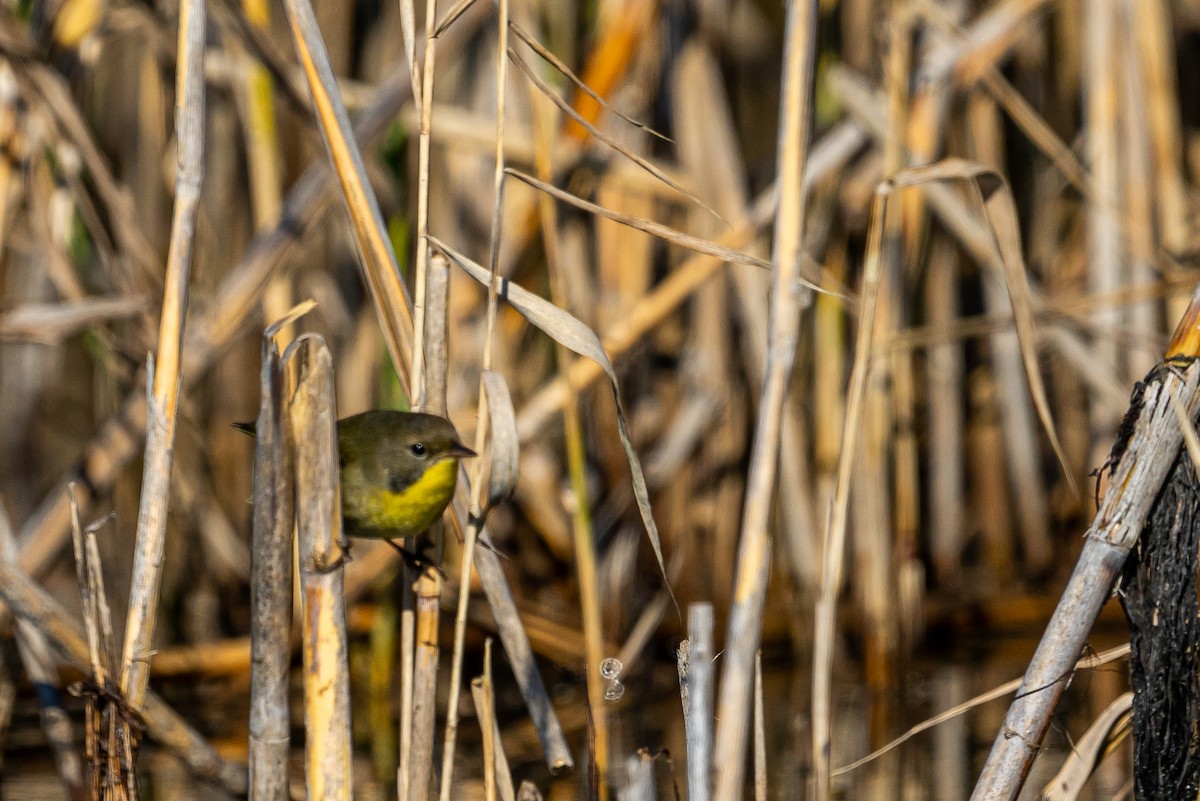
235,410 -> 475,542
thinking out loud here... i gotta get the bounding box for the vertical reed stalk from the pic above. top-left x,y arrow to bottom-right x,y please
409,0 -> 439,407
713,4 -> 818,801
812,185 -> 886,801
248,306 -> 306,801
290,335 -> 353,801
440,7 -> 511,797
523,28 -> 612,798
119,0 -> 205,715
239,0 -> 288,334
681,603 -> 713,801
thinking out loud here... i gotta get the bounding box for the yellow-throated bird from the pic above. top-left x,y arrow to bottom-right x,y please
235,410 -> 475,541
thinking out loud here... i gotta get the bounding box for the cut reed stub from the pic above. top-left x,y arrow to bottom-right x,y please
1119,441 -> 1200,800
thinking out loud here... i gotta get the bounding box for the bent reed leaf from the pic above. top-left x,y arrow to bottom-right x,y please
890,158 -> 1077,496
505,168 -> 846,301
507,46 -> 720,222
430,236 -> 675,603
508,18 -> 672,144
481,370 -> 519,512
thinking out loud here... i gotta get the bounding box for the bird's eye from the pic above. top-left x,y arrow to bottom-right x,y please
410,442 -> 427,457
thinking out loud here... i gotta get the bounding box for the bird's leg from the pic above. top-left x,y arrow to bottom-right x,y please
384,539 -> 445,580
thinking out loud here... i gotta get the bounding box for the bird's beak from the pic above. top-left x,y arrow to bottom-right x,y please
447,442 -> 477,458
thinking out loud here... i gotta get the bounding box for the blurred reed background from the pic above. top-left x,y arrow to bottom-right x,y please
0,0 -> 1194,798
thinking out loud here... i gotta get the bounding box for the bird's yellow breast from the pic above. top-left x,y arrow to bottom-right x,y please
352,458 -> 459,538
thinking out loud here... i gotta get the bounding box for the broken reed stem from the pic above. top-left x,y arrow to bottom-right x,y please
0,554 -> 247,792
713,3 -> 818,800
970,360 -> 1200,800
248,309 -> 300,801
409,0 -> 438,406
477,640 -> 497,801
440,7 -> 508,797
119,0 -> 205,715
289,335 -> 353,801
70,490 -> 128,797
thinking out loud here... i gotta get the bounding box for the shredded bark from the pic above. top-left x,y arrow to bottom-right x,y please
1120,443 -> 1200,800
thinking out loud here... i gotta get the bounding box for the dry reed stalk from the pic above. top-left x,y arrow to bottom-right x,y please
1084,0 -> 1123,392
669,41 -> 746,604
235,0 -> 290,336
1116,1 -> 1159,378
400,252 -> 446,801
0,67 -> 19,261
882,7 -> 924,659
409,0 -> 438,407
931,667 -> 968,801
916,0 -> 1190,313
470,639 -> 516,801
969,341 -> 1200,797
118,0 -> 205,718
713,4 -> 817,801
1077,665 -> 1130,798
1133,0 -> 1188,322
289,334 -> 352,800
812,177 -> 887,800
398,576 -> 416,801
753,652 -> 766,801
69,490 -> 133,799
563,0 -> 654,142
921,0 -> 1052,87
280,0 -> 415,397
247,306 -> 307,801
409,573 -> 440,801
0,296 -> 147,343
968,365 -> 1021,577
523,21 -> 615,799
439,6 -> 519,798
679,603 -> 713,801
924,234 -> 965,583
672,38 -> 817,595
887,274 -> 1195,357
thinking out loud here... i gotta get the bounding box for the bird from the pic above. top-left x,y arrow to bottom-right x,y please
235,410 -> 475,555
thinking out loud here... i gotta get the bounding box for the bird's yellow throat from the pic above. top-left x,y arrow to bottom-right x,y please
361,457 -> 459,535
